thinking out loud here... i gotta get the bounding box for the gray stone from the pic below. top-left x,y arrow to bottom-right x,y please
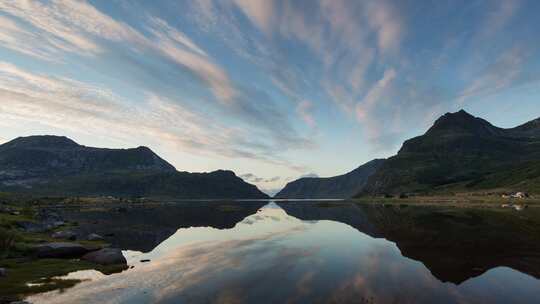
87,233 -> 104,241
16,221 -> 48,233
52,230 -> 77,241
44,221 -> 65,230
0,267 -> 6,277
82,248 -> 127,265
34,242 -> 100,259
36,209 -> 62,222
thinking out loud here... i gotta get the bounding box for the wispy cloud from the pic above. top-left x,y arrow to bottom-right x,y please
297,100 -> 316,128
146,17 -> 237,103
477,0 -> 521,40
0,0 -> 144,58
232,0 -> 275,34
457,47 -> 529,105
0,63 -> 306,170
0,1 -> 236,103
240,173 -> 280,183
356,69 -> 397,123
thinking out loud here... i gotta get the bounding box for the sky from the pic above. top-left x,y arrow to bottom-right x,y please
0,0 -> 539,195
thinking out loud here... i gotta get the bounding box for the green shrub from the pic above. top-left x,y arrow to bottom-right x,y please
0,228 -> 17,256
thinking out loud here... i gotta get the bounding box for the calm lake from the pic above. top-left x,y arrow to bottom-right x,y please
27,201 -> 540,304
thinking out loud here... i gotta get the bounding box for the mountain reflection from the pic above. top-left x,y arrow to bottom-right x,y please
280,201 -> 540,284
58,201 -> 268,252
30,201 -> 540,304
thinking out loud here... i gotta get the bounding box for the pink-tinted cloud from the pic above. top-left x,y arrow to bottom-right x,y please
297,100 -> 316,128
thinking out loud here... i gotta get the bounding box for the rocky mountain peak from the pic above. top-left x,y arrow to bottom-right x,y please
426,110 -> 499,136
2,135 -> 80,149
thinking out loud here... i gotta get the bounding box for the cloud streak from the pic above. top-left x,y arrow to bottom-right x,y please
0,0 -> 235,103
0,63 -> 306,171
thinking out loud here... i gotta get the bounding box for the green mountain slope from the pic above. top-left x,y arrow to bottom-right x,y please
360,110 -> 540,195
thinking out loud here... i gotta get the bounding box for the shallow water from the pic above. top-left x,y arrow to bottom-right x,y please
28,201 -> 540,304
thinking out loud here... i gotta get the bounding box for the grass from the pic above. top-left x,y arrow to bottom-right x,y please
354,193 -> 540,207
0,258 -> 127,301
0,198 -> 125,301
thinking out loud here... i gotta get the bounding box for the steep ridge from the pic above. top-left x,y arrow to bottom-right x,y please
360,110 -> 540,195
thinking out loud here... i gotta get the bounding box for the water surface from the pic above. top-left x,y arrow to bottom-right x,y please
28,201 -> 540,303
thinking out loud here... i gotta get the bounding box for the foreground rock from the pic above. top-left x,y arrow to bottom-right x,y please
16,220 -> 64,233
52,230 -> 77,240
87,233 -> 104,241
82,248 -> 126,265
15,221 -> 48,233
34,242 -> 100,259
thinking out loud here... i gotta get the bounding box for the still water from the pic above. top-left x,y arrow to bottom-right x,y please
28,201 -> 540,303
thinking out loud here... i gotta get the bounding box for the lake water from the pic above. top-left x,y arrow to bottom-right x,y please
27,201 -> 540,303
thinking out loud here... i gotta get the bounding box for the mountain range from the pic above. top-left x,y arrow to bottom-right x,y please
0,136 -> 268,199
2,110 -> 539,199
278,110 -> 540,198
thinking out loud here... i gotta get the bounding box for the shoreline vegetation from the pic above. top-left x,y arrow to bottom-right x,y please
354,193 -> 540,207
0,194 -> 128,303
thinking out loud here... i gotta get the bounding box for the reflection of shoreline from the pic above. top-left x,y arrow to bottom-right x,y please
280,201 -> 540,284
58,201 -> 268,252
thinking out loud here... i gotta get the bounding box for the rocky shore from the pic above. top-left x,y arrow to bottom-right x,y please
0,201 -> 128,304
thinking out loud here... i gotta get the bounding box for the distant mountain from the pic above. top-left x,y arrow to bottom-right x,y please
275,159 -> 384,199
0,136 -> 268,199
359,110 -> 540,195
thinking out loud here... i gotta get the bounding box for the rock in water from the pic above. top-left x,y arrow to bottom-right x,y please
34,242 -> 99,258
82,248 -> 126,265
52,230 -> 77,241
87,233 -> 104,241
15,221 -> 48,233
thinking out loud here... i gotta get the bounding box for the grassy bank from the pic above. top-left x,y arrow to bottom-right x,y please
353,193 -> 540,207
0,199 -> 124,303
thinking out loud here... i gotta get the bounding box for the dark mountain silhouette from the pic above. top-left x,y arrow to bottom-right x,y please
275,159 -> 384,199
360,110 -> 540,195
0,135 -> 268,199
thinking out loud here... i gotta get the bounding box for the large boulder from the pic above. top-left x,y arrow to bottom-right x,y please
16,220 -> 65,233
52,230 -> 77,241
82,248 -> 126,265
16,221 -> 47,233
34,242 -> 100,258
87,233 -> 104,241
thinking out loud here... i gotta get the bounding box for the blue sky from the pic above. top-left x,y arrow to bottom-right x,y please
0,0 -> 539,194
